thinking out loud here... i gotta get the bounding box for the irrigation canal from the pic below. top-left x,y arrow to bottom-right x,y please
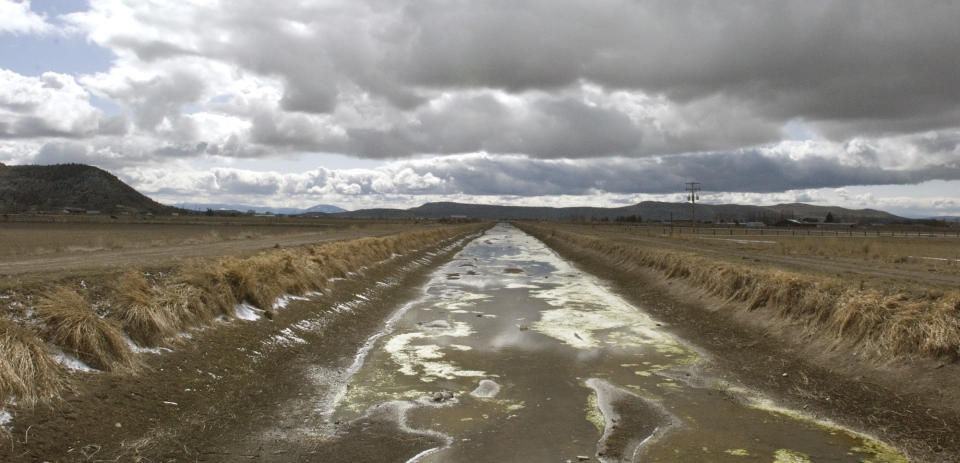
321,223 -> 903,462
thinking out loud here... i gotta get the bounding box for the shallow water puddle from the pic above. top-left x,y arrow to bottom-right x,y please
328,224 -> 905,462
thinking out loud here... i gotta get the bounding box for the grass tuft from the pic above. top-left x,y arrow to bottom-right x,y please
35,287 -> 138,372
108,270 -> 180,347
0,319 -> 65,407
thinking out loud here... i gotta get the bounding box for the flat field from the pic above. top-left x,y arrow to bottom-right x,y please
560,223 -> 960,287
0,216 -> 427,278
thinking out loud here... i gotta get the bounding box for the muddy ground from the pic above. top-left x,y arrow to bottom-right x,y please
521,224 -> 960,463
0,232 -> 478,462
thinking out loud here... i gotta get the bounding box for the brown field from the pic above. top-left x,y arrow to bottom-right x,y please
558,223 -> 960,285
0,218 -> 441,279
0,216 -> 411,260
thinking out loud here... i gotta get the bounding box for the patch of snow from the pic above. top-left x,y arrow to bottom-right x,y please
294,318 -> 326,332
51,348 -> 94,372
0,409 -> 11,429
272,294 -> 311,310
268,328 -> 308,347
122,334 -> 164,354
234,303 -> 262,320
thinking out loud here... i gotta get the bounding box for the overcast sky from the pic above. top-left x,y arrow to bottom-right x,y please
2,0 -> 959,216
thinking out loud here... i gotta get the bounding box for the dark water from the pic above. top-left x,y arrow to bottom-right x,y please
328,224 -> 905,463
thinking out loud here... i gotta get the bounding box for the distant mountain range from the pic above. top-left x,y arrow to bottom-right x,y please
333,201 -> 903,223
174,202 -> 346,215
0,163 -> 909,223
0,163 -> 178,214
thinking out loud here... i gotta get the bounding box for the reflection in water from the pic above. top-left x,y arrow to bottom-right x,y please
329,224 -> 905,462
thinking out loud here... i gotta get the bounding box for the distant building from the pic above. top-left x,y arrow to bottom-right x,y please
774,218 -> 816,227
744,221 -> 766,228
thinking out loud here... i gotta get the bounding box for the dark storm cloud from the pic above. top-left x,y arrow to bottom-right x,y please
401,0 -> 960,138
396,151 -> 960,196
73,0 -> 960,157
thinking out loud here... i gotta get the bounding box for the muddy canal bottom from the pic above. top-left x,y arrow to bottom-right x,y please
326,224 -> 904,462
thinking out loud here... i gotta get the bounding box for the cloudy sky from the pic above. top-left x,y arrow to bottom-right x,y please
1,0 -> 959,216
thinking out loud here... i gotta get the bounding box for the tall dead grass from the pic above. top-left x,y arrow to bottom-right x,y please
35,288 -> 138,372
109,270 -> 180,347
0,319 -> 65,407
521,224 -> 960,361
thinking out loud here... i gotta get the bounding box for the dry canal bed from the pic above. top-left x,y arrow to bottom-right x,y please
321,224 -> 904,462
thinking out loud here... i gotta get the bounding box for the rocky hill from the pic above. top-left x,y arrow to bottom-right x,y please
0,163 -> 178,214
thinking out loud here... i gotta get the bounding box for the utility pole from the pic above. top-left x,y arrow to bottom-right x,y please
685,182 -> 701,231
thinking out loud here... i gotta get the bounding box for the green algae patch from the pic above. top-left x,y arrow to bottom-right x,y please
724,448 -> 749,456
852,440 -> 910,463
738,391 -> 909,463
773,449 -> 812,462
585,391 -> 605,433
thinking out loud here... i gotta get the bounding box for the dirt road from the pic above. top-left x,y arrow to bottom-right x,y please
0,225 -> 418,276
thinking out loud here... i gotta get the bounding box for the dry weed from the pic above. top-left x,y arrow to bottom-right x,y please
0,319 -> 65,407
108,270 -> 180,347
35,287 -> 138,372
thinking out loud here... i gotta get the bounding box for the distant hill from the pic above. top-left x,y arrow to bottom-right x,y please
175,202 -> 346,215
0,163 -> 178,214
334,201 -> 904,223
304,204 -> 347,214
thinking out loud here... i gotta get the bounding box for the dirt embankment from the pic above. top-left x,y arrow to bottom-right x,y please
516,222 -> 960,463
1,225 -> 488,462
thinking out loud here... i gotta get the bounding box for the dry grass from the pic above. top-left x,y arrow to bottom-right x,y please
770,236 -> 960,263
1,224 -> 480,409
34,288 -> 138,372
0,319 -> 65,407
522,224 -> 960,362
108,270 -> 181,347
0,221 -> 364,259
664,230 -> 960,264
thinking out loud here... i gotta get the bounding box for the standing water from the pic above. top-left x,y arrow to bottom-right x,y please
328,224 -> 905,462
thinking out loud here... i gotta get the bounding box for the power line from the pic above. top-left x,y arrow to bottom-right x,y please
684,182 -> 701,228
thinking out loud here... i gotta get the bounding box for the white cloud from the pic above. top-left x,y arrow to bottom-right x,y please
0,69 -> 112,138
0,0 -> 55,35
